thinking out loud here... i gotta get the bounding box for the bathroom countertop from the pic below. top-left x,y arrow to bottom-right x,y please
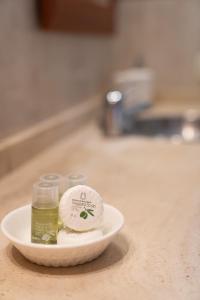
0,102 -> 200,299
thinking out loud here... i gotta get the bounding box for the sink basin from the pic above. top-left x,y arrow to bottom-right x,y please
125,112 -> 200,142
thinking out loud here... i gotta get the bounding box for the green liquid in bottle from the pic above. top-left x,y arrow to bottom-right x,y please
58,193 -> 64,230
31,205 -> 58,244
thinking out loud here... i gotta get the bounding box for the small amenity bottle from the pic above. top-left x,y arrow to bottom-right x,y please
40,173 -> 66,200
31,181 -> 59,244
40,173 -> 67,230
66,173 -> 87,188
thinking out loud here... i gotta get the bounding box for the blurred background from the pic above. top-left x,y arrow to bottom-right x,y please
1,0 -> 200,175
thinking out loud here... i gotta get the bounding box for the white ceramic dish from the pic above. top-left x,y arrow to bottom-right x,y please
1,204 -> 124,267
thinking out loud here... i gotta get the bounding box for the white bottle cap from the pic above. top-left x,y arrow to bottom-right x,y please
32,181 -> 59,208
59,185 -> 104,231
66,173 -> 87,188
40,173 -> 67,195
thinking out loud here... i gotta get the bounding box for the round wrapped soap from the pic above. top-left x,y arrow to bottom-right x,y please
57,228 -> 103,245
59,185 -> 104,231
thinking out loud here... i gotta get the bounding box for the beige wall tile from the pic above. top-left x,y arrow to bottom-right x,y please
0,0 -> 113,139
113,0 -> 200,93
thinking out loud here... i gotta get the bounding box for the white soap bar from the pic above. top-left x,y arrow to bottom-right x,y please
59,185 -> 104,231
57,228 -> 103,245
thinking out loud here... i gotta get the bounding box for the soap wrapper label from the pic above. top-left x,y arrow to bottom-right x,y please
59,185 -> 103,231
71,196 -> 96,220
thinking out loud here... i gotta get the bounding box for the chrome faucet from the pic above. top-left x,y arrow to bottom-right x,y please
103,90 -> 124,136
103,90 -> 151,136
103,90 -> 200,142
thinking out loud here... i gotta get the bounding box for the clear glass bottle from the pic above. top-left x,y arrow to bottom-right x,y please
31,181 -> 59,244
66,173 -> 87,188
40,173 -> 67,230
40,173 -> 67,199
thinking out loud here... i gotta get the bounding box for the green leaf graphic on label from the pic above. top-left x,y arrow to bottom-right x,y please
80,208 -> 95,219
80,211 -> 88,219
86,209 -> 94,216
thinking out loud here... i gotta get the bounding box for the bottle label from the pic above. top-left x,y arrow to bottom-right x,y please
31,206 -> 58,244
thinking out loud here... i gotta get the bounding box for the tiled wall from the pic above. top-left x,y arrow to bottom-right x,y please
0,0 -> 112,139
1,0 -> 199,140
113,0 -> 200,94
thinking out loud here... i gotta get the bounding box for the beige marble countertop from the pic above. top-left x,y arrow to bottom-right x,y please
1,101 -> 200,299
